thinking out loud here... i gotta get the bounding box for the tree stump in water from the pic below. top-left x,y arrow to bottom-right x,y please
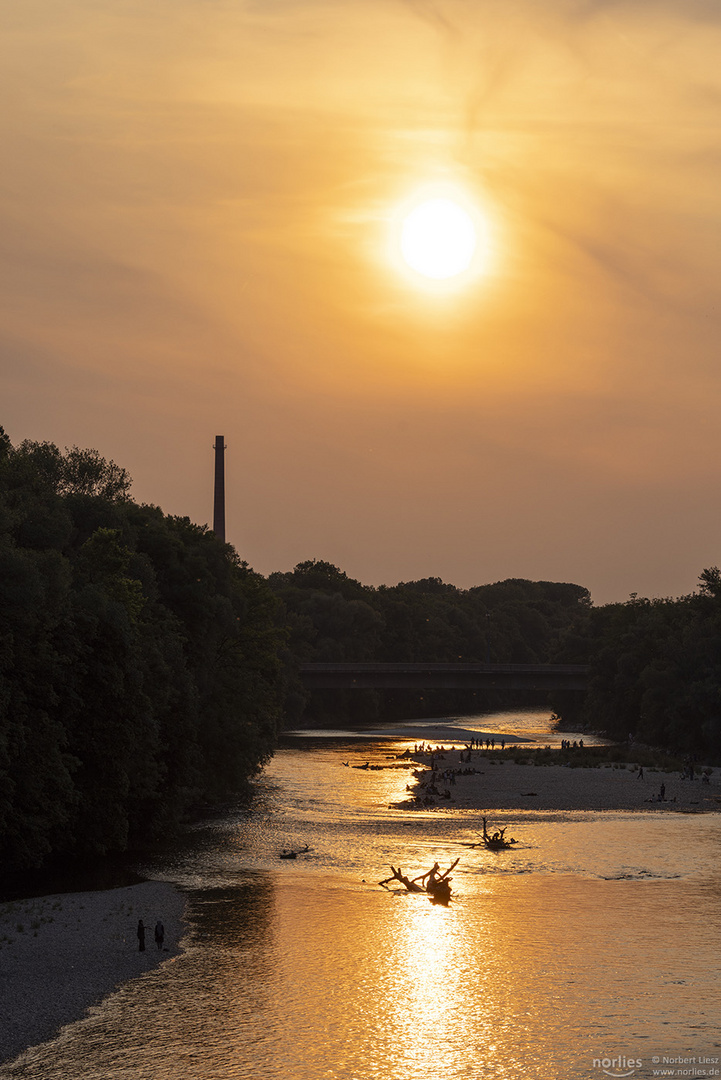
379,858 -> 459,905
480,817 -> 518,850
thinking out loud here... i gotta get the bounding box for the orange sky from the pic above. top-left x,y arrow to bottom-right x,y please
3,0 -> 721,604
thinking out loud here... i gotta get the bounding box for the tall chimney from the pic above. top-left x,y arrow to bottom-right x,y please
213,435 -> 226,542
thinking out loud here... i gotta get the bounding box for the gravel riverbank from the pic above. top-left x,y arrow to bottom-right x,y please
0,880 -> 186,1064
397,748 -> 721,812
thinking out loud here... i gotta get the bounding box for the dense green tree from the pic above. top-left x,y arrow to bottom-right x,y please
267,565 -> 592,723
5,420 -> 719,876
0,429 -> 284,872
580,577 -> 721,757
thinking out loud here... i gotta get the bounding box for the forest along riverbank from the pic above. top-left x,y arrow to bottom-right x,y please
0,881 -> 186,1064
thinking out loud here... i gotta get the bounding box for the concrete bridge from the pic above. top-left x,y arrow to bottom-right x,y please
299,662 -> 588,692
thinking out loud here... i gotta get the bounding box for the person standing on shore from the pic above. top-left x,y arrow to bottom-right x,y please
137,919 -> 146,952
154,920 -> 165,950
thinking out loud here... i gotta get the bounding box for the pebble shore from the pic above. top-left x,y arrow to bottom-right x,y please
0,880 -> 186,1064
399,747 -> 721,812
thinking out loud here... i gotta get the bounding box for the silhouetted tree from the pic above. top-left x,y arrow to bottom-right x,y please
0,430 -> 284,872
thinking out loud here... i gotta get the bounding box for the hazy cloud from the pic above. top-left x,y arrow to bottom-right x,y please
1,0 -> 720,602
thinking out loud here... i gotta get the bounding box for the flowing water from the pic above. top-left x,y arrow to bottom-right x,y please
2,710 -> 720,1080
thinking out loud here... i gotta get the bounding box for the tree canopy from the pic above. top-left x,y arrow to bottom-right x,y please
268,559 -> 592,724
3,425 -> 718,874
581,577 -> 721,757
0,429 -> 283,872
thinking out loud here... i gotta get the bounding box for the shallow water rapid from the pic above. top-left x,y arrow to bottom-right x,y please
2,710 -> 720,1080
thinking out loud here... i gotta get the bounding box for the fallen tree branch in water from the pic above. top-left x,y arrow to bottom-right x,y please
379,858 -> 459,905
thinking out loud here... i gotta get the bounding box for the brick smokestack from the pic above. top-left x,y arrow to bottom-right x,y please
213,435 -> 226,542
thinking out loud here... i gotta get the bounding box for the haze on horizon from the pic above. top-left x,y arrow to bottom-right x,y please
2,0 -> 721,606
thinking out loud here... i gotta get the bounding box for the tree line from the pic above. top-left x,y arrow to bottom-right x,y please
0,429 -> 283,873
272,560 -> 721,759
268,560 -> 591,724
2,429 -> 719,872
578,573 -> 721,758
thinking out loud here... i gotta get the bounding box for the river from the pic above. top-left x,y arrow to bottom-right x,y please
2,709 -> 720,1080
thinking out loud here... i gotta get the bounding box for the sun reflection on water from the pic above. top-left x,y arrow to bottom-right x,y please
2,732 -> 719,1080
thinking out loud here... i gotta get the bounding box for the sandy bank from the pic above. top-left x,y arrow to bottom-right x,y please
397,749 -> 721,813
0,879 -> 186,1064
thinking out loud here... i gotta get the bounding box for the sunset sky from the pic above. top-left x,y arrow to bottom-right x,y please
3,0 -> 721,604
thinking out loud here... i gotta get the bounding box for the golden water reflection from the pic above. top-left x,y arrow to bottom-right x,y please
262,870 -> 720,1080
2,732 -> 719,1080
3,862 -> 719,1080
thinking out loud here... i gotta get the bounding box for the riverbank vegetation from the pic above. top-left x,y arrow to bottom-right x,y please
578,579 -> 721,760
269,561 -> 591,724
0,429 -> 283,873
270,560 -> 721,762
495,744 -> 688,772
3,426 -> 720,872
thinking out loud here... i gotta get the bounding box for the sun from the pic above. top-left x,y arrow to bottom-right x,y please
400,197 -> 477,280
390,188 -> 490,289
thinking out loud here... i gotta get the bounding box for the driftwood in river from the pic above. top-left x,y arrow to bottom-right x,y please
379,866 -> 425,892
379,857 -> 459,906
279,844 -> 310,860
479,817 -> 518,850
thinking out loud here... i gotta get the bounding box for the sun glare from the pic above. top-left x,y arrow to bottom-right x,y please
401,198 -> 476,279
390,188 -> 490,290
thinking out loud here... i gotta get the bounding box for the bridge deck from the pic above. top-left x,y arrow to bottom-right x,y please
299,662 -> 588,691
